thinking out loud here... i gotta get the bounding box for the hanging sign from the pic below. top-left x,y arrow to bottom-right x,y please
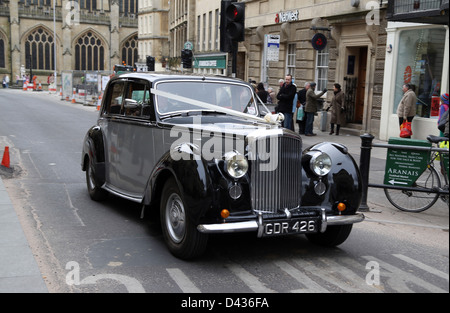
311,33 -> 327,51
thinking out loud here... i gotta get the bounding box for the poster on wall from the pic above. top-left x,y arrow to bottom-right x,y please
430,96 -> 440,117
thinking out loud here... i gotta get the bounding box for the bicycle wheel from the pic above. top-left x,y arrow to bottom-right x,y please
384,166 -> 441,212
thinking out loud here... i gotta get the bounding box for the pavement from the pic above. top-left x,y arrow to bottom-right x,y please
0,88 -> 448,293
0,171 -> 48,292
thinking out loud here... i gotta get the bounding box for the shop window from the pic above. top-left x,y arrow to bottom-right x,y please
394,27 -> 446,118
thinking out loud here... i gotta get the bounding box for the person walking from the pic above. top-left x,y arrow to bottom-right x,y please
296,82 -> 309,134
326,83 -> 345,135
276,74 -> 297,130
256,82 -> 269,104
397,83 -> 417,138
304,82 -> 327,136
438,93 -> 449,137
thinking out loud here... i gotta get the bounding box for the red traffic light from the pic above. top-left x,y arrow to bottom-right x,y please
224,2 -> 245,42
226,3 -> 244,21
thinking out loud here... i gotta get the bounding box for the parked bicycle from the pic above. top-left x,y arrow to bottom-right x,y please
384,135 -> 449,212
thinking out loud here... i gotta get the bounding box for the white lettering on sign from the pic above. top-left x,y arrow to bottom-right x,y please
198,60 -> 217,67
277,10 -> 299,23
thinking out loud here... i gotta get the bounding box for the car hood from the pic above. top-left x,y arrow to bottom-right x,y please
158,115 -> 297,140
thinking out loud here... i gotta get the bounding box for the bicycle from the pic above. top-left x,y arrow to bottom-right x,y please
384,135 -> 449,212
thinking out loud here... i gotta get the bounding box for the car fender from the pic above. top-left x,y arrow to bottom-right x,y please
302,142 -> 362,213
143,143 -> 214,224
82,126 -> 106,185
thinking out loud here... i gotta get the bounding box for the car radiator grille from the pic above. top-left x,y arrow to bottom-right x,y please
250,135 -> 302,213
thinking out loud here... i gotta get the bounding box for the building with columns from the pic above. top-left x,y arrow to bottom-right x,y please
137,0 -> 169,71
0,0 -> 138,85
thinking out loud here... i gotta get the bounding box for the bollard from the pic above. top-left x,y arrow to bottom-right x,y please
359,133 -> 375,212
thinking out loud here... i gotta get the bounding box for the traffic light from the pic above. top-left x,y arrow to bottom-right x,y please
225,2 -> 245,42
220,1 -> 245,52
181,49 -> 193,68
146,56 -> 155,71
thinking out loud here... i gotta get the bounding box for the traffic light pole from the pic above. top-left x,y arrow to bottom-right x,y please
231,41 -> 238,78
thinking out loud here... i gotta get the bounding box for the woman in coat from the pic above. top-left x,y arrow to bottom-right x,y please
327,83 -> 345,135
396,84 -> 417,138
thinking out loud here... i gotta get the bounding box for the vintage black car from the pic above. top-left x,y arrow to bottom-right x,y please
82,73 -> 364,259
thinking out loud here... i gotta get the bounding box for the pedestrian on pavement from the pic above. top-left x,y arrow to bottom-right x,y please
438,93 -> 449,137
256,82 -> 269,105
267,87 -> 275,104
276,74 -> 297,130
296,82 -> 309,135
326,83 -> 345,135
304,82 -> 327,136
397,83 -> 417,138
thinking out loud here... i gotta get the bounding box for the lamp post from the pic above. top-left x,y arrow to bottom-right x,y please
53,0 -> 57,92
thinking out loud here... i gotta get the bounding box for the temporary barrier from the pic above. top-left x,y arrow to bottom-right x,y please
61,70 -> 113,106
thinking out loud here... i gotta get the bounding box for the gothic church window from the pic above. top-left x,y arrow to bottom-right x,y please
25,27 -> 55,70
122,34 -> 138,67
0,37 -> 5,68
75,31 -> 105,71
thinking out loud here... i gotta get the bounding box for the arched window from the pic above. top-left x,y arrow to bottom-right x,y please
121,35 -> 138,67
0,37 -> 5,68
74,31 -> 105,71
25,27 -> 54,70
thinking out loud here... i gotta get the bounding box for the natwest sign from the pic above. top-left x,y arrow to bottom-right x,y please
275,10 -> 299,23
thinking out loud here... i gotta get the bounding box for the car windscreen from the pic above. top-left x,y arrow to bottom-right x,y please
154,81 -> 258,116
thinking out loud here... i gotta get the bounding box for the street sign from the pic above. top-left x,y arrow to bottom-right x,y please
383,137 -> 432,187
266,35 -> 280,62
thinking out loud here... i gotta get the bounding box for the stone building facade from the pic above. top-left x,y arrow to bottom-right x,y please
138,0 -> 169,71
0,0 -> 138,86
244,0 -> 389,136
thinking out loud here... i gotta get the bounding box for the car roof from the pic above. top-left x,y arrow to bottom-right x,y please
112,72 -> 248,85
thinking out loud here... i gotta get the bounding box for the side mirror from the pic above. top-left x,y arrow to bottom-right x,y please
124,98 -> 139,109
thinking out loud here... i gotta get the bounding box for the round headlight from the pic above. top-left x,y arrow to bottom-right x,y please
310,152 -> 332,176
224,151 -> 248,178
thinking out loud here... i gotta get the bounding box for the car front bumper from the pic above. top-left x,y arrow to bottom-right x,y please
197,209 -> 365,237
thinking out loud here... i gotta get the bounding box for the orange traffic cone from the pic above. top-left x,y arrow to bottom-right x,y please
71,89 -> 76,103
1,146 -> 10,168
23,81 -> 27,91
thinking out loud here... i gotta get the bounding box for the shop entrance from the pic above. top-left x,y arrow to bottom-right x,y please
343,46 -> 368,124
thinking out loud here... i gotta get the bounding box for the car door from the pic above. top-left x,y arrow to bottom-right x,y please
111,78 -> 156,200
100,78 -> 126,194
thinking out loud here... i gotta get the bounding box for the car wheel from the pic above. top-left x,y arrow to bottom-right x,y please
305,224 -> 353,247
86,159 -> 108,201
160,178 -> 208,259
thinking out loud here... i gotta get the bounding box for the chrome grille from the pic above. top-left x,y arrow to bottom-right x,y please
250,135 -> 302,213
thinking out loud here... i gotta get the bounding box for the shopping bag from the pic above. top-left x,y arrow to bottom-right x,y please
400,121 -> 412,138
296,105 -> 305,121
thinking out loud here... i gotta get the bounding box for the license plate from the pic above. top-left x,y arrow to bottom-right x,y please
262,218 -> 318,237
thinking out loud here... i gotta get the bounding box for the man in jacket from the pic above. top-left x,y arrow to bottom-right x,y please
304,82 -> 327,136
276,74 -> 297,130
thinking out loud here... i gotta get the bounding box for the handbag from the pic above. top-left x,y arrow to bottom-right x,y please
400,121 -> 412,138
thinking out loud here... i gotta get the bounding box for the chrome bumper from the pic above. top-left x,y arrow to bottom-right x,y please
197,209 -> 365,237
